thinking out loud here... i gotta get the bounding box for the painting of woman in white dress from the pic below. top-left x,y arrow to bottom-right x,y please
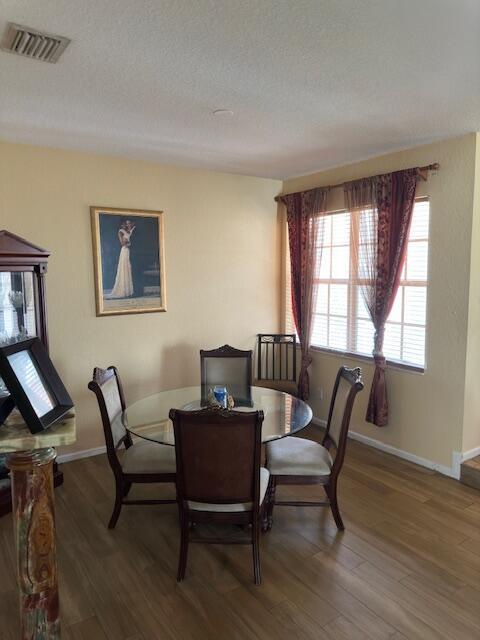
90,207 -> 166,316
107,220 -> 135,299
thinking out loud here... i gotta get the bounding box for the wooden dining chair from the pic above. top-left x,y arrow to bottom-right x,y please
169,407 -> 267,585
254,333 -> 298,396
88,366 -> 176,529
200,344 -> 253,405
264,366 -> 363,531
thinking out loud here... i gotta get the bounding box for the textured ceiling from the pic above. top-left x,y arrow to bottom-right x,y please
1,0 -> 479,179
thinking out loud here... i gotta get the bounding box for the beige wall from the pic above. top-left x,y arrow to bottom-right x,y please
462,132 -> 480,454
283,134 -> 478,468
0,142 -> 282,454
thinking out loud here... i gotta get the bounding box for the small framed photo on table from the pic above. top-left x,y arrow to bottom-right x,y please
90,206 -> 167,316
0,338 -> 73,433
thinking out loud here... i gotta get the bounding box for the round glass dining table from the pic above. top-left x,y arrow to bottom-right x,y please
124,386 -> 313,446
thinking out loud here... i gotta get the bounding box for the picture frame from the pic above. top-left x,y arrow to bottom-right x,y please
0,338 -> 74,433
90,206 -> 167,316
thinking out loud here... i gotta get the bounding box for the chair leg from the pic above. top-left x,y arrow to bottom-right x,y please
262,476 -> 276,532
108,480 -> 124,529
123,481 -> 132,497
177,508 -> 189,582
252,518 -> 261,585
326,481 -> 344,531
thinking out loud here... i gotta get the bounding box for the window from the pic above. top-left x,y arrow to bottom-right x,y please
285,199 -> 429,369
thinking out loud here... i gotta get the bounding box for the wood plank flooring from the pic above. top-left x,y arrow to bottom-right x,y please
1,425 -> 479,639
461,456 -> 480,490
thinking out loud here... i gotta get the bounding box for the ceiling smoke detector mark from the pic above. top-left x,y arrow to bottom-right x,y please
0,23 -> 71,63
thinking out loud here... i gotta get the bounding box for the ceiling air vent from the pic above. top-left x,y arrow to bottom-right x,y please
0,23 -> 70,63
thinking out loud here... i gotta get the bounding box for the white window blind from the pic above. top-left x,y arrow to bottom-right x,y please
285,199 -> 429,369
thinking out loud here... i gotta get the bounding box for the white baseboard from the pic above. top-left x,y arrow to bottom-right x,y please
56,445 -> 106,464
461,446 -> 480,463
311,417 -> 460,479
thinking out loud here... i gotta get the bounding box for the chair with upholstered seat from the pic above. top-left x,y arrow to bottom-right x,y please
169,407 -> 267,584
88,366 -> 176,528
264,366 -> 363,531
200,344 -> 253,405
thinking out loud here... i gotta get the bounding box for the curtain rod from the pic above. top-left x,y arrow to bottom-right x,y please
275,163 -> 440,202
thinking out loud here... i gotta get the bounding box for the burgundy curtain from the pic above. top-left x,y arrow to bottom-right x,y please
345,169 -> 418,426
281,187 -> 328,400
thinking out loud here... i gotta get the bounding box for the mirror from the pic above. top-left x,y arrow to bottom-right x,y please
0,271 -> 37,346
0,271 -> 37,402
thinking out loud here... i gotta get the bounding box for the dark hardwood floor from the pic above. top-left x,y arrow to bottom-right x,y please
1,425 -> 480,639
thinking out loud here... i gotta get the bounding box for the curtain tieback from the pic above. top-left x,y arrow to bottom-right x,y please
300,353 -> 312,370
373,326 -> 385,346
372,325 -> 386,369
373,352 -> 387,370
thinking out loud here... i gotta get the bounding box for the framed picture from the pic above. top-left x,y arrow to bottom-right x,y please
0,338 -> 74,433
90,206 -> 167,316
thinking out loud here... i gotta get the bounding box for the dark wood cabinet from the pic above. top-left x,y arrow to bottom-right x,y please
0,230 -> 63,517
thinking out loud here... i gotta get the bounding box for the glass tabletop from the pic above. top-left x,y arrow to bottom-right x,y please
123,386 -> 312,446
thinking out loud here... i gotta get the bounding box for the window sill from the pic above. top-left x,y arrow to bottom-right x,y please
310,345 -> 425,374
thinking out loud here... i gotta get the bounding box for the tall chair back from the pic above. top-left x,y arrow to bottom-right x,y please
257,333 -> 297,383
171,408 -> 263,507
200,344 -> 252,404
323,366 -> 364,475
88,366 -> 132,476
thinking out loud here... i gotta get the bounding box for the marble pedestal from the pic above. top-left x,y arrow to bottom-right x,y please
0,411 -> 76,639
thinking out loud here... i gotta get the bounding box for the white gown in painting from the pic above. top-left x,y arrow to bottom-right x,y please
107,226 -> 134,299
